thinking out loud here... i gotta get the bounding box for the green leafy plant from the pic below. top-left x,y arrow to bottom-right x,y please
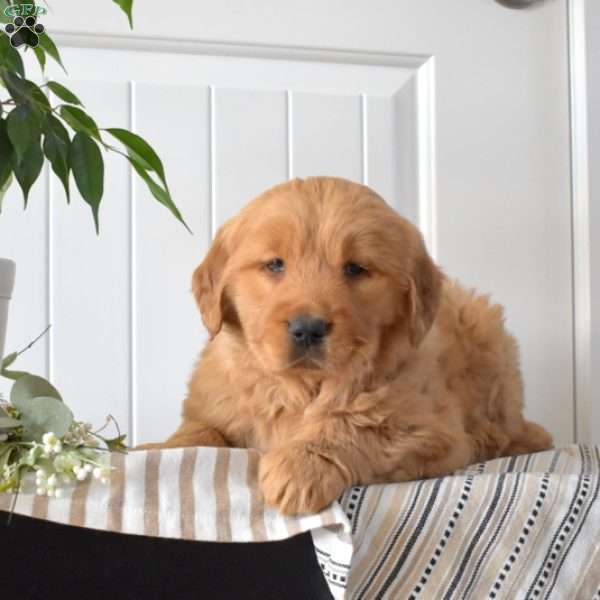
0,327 -> 127,498
0,0 -> 189,233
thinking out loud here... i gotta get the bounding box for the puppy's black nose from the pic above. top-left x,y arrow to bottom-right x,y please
288,315 -> 330,348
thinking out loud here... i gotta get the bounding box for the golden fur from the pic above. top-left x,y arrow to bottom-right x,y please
141,177 -> 552,514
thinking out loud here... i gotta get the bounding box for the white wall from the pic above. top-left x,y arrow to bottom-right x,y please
587,0 -> 600,437
0,43 -> 426,446
0,0 -> 579,445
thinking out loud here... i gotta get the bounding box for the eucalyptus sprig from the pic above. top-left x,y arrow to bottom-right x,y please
0,0 -> 189,233
0,329 -> 128,499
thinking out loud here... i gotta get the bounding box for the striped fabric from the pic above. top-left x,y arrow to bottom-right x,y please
1,445 -> 600,599
0,447 -> 353,599
339,444 -> 600,599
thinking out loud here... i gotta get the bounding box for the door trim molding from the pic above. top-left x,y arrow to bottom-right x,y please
51,30 -> 429,69
568,0 -> 592,443
50,30 -> 438,253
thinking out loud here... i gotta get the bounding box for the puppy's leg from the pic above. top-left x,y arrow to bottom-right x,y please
259,398 -> 473,515
505,420 -> 553,456
135,422 -> 229,450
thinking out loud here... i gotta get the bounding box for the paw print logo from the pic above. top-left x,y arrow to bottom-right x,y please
4,15 -> 45,48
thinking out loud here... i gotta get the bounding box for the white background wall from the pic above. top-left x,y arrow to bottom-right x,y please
0,0 -> 594,446
586,0 -> 600,437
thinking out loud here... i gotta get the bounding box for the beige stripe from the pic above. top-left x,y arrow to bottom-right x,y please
350,485 -> 405,588
31,493 -> 49,520
68,479 -> 92,527
398,477 -> 458,597
426,475 -> 498,598
179,448 -> 197,540
0,493 -> 11,512
246,452 -> 267,541
143,450 -> 161,537
107,452 -> 126,532
213,447 -> 232,541
573,535 -> 600,599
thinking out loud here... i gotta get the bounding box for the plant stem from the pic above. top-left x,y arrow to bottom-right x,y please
15,325 -> 51,359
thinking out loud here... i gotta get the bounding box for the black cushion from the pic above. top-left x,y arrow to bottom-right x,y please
0,511 -> 332,600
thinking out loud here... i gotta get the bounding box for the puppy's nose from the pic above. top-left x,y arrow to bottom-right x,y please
288,315 -> 330,348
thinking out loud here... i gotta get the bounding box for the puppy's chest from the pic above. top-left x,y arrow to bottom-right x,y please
243,390 -> 310,452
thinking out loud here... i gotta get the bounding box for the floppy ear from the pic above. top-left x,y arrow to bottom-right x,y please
407,247 -> 443,347
191,224 -> 232,339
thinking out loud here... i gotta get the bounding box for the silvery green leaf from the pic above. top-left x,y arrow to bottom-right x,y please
17,396 -> 73,441
1,351 -> 18,370
1,368 -> 32,381
0,416 -> 21,428
11,374 -> 63,411
0,445 -> 15,474
22,444 -> 43,466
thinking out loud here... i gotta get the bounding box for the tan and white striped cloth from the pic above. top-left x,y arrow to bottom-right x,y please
0,447 -> 353,599
2,445 -> 600,599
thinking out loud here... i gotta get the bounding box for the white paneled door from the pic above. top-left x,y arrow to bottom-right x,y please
0,0 -> 575,445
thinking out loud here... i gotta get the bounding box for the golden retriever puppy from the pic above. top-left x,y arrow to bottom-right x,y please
141,176 -> 552,515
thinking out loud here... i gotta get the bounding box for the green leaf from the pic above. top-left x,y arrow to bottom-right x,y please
60,105 -> 100,140
43,115 -> 71,202
0,172 -> 12,213
103,433 -> 128,453
106,127 -> 166,186
17,396 -> 73,441
112,0 -> 133,28
0,34 -> 24,77
6,104 -> 40,160
11,141 -> 44,207
10,374 -> 63,409
0,416 -> 22,428
33,46 -> 46,72
47,81 -> 83,106
0,351 -> 18,370
128,157 -> 191,233
69,132 -> 104,233
2,368 -> 31,381
38,34 -> 67,74
22,444 -> 43,466
1,73 -> 50,113
0,118 -> 13,211
0,446 -> 16,478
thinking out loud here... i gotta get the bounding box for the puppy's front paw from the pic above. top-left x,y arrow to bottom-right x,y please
259,444 -> 347,515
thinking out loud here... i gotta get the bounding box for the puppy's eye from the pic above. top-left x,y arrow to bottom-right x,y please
265,258 -> 285,273
344,262 -> 367,278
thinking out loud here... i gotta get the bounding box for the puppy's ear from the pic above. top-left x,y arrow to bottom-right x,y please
407,246 -> 443,347
192,223 -> 232,339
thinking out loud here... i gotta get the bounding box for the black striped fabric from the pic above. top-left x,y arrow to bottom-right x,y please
337,445 -> 600,599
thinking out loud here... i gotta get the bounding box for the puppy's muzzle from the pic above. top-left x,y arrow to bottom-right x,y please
287,315 -> 331,349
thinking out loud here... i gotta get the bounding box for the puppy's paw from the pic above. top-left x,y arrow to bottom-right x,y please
259,444 -> 347,515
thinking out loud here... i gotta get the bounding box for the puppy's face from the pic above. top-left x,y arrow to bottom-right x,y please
193,177 -> 441,379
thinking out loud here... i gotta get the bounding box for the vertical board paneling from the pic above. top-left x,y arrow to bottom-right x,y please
50,81 -> 130,435
364,95 -> 399,206
0,171 -> 48,397
134,83 -> 210,445
365,80 -> 419,223
291,92 -> 362,180
213,88 -> 288,227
